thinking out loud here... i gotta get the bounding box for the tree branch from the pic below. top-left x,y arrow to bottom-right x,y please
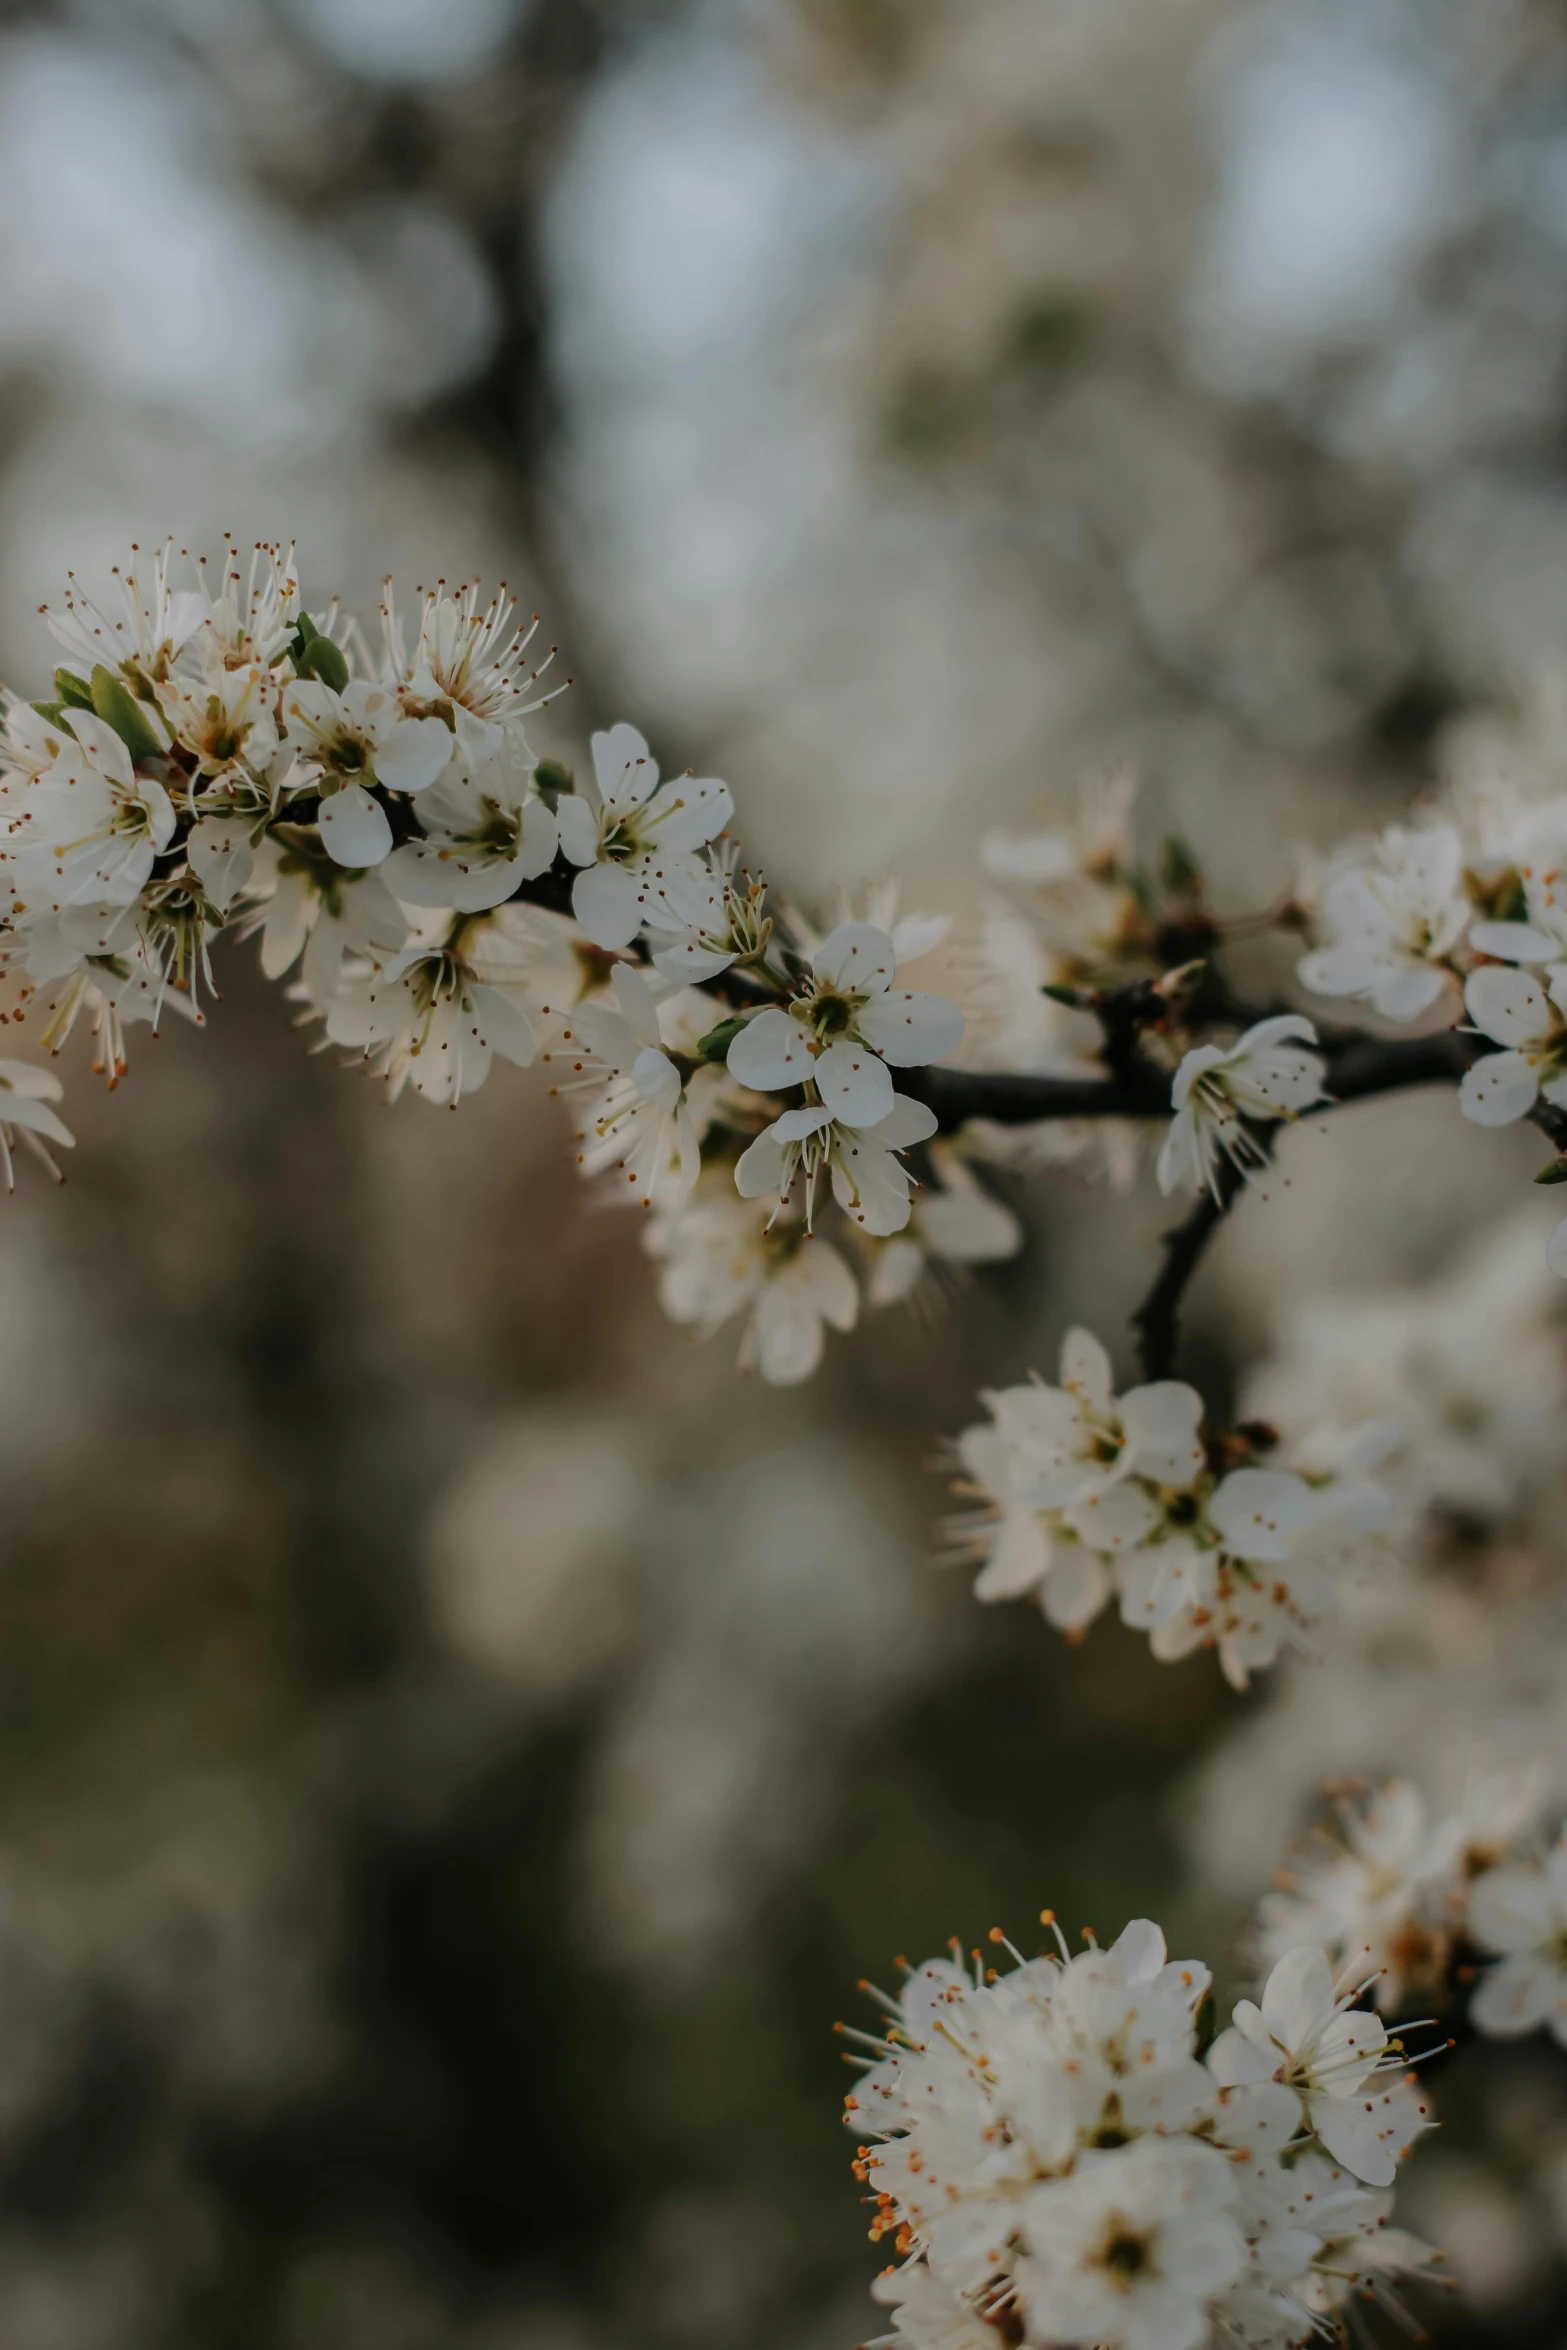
1132,1161 -> 1249,1383
904,1028 -> 1470,1134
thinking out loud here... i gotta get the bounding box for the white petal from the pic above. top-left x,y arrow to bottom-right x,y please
515,796 -> 559,878
1372,964 -> 1450,1022
1208,1468 -> 1313,1561
571,861 -> 643,949
869,1095 -> 939,1150
609,963 -> 664,1049
811,921 -> 898,995
374,716 -> 454,795
829,1136 -> 914,1234
814,1038 -> 896,1126
1468,919 -> 1558,964
1040,1547 -> 1110,1630
186,814 -> 254,912
857,988 -> 966,1067
1118,1382 -> 1206,1486
1260,1944 -> 1333,2049
1472,1953 -> 1560,2038
555,794 -> 599,867
1460,1050 -> 1539,1127
973,1511 -> 1050,1601
1059,1327 -> 1112,1406
632,1045 -> 681,1111
1464,963 -> 1551,1045
590,721 -> 655,807
471,985 -> 536,1068
641,774 -> 732,852
734,1126 -> 791,1200
318,784 -> 393,867
726,1008 -> 814,1093
1469,1863 -> 1556,1956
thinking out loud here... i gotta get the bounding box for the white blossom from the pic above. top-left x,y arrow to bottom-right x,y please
845,1913 -> 1430,2350
5,712 -> 175,908
381,580 -> 559,762
381,743 -> 559,910
951,1336 -> 1389,1684
1296,823 -> 1469,1022
866,1147 -> 1023,1309
45,540 -> 206,692
555,722 -> 732,950
1469,1831 -> 1567,2045
646,845 -> 772,983
645,1178 -> 858,1382
0,1058 -> 73,1186
1468,851 -> 1567,968
1207,1945 -> 1430,2187
239,839 -> 409,1013
726,920 -> 964,1127
188,538 -> 300,674
735,1094 -> 938,1236
325,908 -> 546,1106
1259,1783 -> 1461,2012
281,677 -> 452,867
1157,1016 -> 1326,1200
547,964 -> 701,1209
1459,962 -> 1567,1125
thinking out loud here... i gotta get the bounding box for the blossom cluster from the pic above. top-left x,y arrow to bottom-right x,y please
0,544 -> 1026,1380
845,1914 -> 1432,2350
947,1329 -> 1392,1688
1258,1778 -> 1567,2053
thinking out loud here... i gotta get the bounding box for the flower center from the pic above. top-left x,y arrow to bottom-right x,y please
1096,2220 -> 1153,2286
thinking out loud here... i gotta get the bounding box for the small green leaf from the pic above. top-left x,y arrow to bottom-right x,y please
53,668 -> 94,710
1041,981 -> 1092,1009
1534,1158 -> 1567,1186
30,700 -> 64,727
89,664 -> 164,762
697,1014 -> 750,1063
1156,958 -> 1208,999
532,758 -> 575,809
1160,835 -> 1203,896
297,633 -> 349,693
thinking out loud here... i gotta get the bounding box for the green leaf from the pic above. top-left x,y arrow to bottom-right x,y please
89,664 -> 164,763
1040,981 -> 1092,1009
296,632 -> 349,693
53,668 -> 94,710
697,1014 -> 750,1063
29,700 -> 64,727
1160,835 -> 1203,896
1534,1158 -> 1567,1186
532,758 -> 575,810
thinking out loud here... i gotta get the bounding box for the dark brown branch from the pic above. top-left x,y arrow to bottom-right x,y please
1133,1160 -> 1250,1383
904,1028 -> 1470,1134
1125,1029 -> 1473,1381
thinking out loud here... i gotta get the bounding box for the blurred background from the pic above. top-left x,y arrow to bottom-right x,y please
0,0 -> 1566,2343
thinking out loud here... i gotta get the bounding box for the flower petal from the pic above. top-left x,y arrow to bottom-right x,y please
814,1037 -> 896,1127
857,988 -> 966,1067
1464,963 -> 1551,1046
319,783 -> 393,867
572,861 -> 643,949
726,1008 -> 815,1094
1460,1050 -> 1539,1127
811,921 -> 898,995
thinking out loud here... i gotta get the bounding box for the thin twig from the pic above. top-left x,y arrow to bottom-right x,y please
1132,1163 -> 1249,1383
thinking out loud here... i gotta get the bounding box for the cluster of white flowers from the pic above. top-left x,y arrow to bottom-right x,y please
948,1330 -> 1391,1687
846,1915 -> 1432,2350
1292,775 -> 1567,1275
1257,1778 -> 1567,2058
0,547 -> 1008,1372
